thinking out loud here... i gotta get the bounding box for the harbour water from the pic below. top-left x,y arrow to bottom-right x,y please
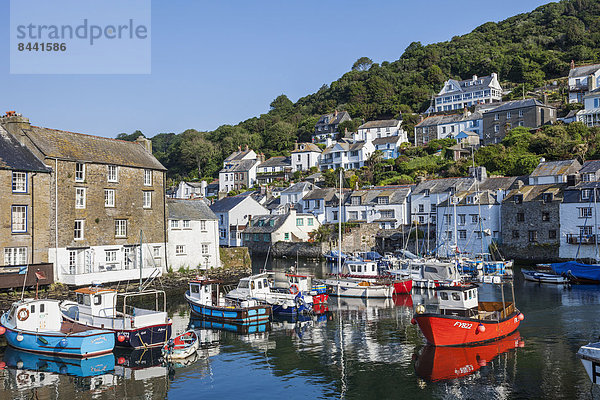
1,259 -> 600,399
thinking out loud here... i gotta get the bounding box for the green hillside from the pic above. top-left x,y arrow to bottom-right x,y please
118,0 -> 600,184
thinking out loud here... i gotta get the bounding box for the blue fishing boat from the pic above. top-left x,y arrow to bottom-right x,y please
185,278 -> 272,323
0,299 -> 115,358
162,330 -> 199,360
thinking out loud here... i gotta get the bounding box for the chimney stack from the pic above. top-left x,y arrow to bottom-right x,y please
1,112 -> 32,145
571,60 -> 575,70
135,135 -> 152,153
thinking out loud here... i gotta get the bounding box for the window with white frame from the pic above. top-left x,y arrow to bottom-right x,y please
75,187 -> 86,209
377,196 -> 389,205
105,189 -> 115,207
519,109 -> 524,117
12,172 -> 27,193
75,163 -> 85,182
144,169 -> 152,186
176,245 -> 185,255
170,220 -> 180,229
107,165 -> 118,182
200,220 -> 206,231
4,247 -> 27,265
458,230 -> 467,239
183,220 -> 190,229
11,206 -> 27,233
115,219 -> 127,237
380,210 -> 394,219
105,250 -> 118,264
201,244 -> 209,254
579,208 -> 593,218
74,220 -> 84,240
153,246 -> 160,257
143,191 -> 152,208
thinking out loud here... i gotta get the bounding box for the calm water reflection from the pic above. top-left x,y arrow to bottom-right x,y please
1,263 -> 600,399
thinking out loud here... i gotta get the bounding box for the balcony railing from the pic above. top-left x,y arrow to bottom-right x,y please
566,234 -> 597,244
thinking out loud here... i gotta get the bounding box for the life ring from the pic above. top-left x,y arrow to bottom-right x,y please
289,284 -> 300,295
17,308 -> 29,321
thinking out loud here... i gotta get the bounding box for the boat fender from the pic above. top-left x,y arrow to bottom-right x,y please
16,334 -> 24,342
477,324 -> 486,333
517,313 -> 524,321
59,338 -> 68,347
0,326 -> 5,335
117,334 -> 126,342
410,318 -> 417,325
0,361 -> 5,370
415,305 -> 425,314
289,284 -> 300,295
17,308 -> 29,321
117,357 -> 126,365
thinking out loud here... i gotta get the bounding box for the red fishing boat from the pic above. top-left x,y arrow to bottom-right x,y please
415,331 -> 524,381
412,283 -> 524,346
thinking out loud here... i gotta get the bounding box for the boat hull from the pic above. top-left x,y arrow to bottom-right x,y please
185,294 -> 271,324
190,318 -> 271,334
522,269 -> 568,284
325,279 -> 393,298
114,324 -> 172,349
414,312 -> 521,346
393,279 -> 413,294
3,326 -> 114,358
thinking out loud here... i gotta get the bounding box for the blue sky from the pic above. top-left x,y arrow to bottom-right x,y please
1,0 -> 551,138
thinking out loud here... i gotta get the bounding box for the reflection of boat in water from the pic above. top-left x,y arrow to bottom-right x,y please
393,294 -> 413,308
2,347 -> 115,390
114,346 -> 167,381
414,331 -> 524,381
328,296 -> 395,312
189,318 -> 270,335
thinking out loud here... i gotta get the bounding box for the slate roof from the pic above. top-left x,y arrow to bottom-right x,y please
344,187 -> 411,205
484,99 -> 552,114
373,136 -> 403,145
224,149 -> 255,162
569,64 -> 600,79
416,112 -> 483,128
183,181 -> 204,188
303,188 -> 337,201
321,140 -> 369,155
22,126 -> 165,170
291,143 -> 322,153
438,75 -> 497,96
580,160 -> 600,174
359,119 -> 400,129
412,177 -> 475,196
209,196 -> 248,213
316,111 -> 350,126
503,184 -> 565,203
0,126 -> 51,172
477,176 -> 519,191
167,199 -> 217,220
220,159 -> 259,173
282,182 -> 314,194
258,156 -> 291,168
530,159 -> 581,177
437,190 -> 498,207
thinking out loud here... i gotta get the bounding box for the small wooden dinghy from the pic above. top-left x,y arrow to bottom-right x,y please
162,330 -> 199,360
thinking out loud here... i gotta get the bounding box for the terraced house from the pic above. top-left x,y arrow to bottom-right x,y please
0,113 -> 167,286
0,123 -> 52,276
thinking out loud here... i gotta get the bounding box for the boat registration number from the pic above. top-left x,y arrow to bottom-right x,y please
453,322 -> 473,329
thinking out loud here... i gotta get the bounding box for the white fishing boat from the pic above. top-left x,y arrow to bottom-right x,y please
392,259 -> 461,288
521,269 -> 569,284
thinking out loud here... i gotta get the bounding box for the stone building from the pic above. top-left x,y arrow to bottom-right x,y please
0,113 -> 167,286
313,111 -> 351,144
0,123 -> 52,268
481,99 -> 556,145
500,183 -> 564,262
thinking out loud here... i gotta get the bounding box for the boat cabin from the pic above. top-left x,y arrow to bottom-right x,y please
436,284 -> 479,317
189,279 -> 222,306
286,274 -> 311,293
6,299 -> 63,332
345,261 -> 378,276
74,287 -> 119,319
235,273 -> 272,297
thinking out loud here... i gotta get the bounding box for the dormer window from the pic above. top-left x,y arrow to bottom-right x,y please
466,196 -> 474,204
423,189 -> 430,197
514,194 -> 523,204
377,196 -> 389,205
351,196 -> 361,206
543,193 -> 553,203
582,189 -> 592,201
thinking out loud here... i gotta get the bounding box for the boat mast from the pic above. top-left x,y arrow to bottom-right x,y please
338,168 -> 342,277
595,184 -> 599,262
139,230 -> 143,292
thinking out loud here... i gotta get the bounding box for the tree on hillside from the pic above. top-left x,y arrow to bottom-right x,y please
180,130 -> 219,178
338,119 -> 362,134
264,121 -> 296,151
116,130 -> 144,141
270,94 -> 294,115
352,57 -> 373,71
